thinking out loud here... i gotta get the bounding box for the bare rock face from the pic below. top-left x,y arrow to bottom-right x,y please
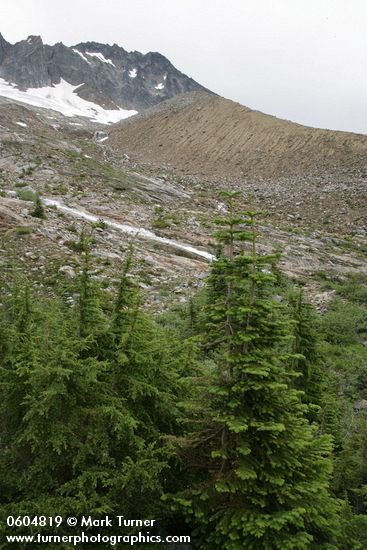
93,130 -> 108,143
58,265 -> 76,279
0,36 -> 50,89
0,33 -> 212,111
0,33 -> 10,64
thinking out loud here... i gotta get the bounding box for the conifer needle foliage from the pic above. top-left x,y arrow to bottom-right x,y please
1,197 -> 366,547
0,248 -> 186,541
172,191 -> 341,549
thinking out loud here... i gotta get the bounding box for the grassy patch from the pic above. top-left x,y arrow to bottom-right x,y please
16,226 -> 32,236
152,206 -> 182,230
17,189 -> 37,201
92,219 -> 107,230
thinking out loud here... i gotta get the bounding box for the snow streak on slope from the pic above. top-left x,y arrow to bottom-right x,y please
44,198 -> 214,261
0,78 -> 137,124
85,52 -> 116,66
72,49 -> 91,64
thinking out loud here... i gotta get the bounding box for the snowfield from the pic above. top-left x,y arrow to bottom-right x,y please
0,78 -> 137,124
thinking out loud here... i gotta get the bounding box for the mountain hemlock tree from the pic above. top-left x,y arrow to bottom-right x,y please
173,191 -> 341,549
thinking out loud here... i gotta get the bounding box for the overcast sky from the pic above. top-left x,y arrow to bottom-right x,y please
1,0 -> 366,134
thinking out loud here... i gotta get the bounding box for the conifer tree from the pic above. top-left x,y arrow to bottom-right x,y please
174,191 -> 341,549
77,231 -> 107,341
112,242 -> 136,335
287,290 -> 341,440
31,194 -> 46,219
110,246 -> 186,441
288,291 -> 325,420
334,411 -> 367,514
0,277 -> 179,534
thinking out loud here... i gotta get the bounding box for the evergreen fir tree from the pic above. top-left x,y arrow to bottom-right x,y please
31,194 -> 46,219
334,410 -> 367,514
110,247 -> 186,441
173,191 -> 341,549
77,231 -> 107,340
287,290 -> 327,424
287,290 -> 341,442
0,278 -> 180,538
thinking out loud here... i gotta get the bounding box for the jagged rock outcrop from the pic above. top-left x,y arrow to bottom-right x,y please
0,33 -> 211,111
0,33 -> 10,64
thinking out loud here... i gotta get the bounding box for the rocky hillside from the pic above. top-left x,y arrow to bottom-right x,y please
0,94 -> 366,316
0,33 -> 210,114
108,92 -> 367,179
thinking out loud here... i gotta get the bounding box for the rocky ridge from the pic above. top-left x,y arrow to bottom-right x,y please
0,33 -> 210,111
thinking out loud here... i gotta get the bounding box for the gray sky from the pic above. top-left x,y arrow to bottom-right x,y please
1,0 -> 366,134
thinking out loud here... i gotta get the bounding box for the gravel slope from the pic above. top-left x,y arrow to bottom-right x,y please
108,92 -> 367,179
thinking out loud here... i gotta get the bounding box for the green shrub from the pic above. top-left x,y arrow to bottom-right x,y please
152,218 -> 171,229
334,274 -> 367,305
65,224 -> 78,233
319,298 -> 367,345
92,219 -> 107,230
16,226 -> 32,235
20,165 -> 35,177
17,189 -> 37,201
152,207 -> 181,230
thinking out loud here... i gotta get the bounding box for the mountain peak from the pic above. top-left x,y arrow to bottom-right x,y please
0,33 -> 212,115
25,35 -> 43,45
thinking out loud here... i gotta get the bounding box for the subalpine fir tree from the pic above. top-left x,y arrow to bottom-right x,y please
77,231 -> 107,341
333,412 -> 367,549
31,194 -> 46,219
288,291 -> 325,420
112,242 -> 136,335
0,276 -> 181,537
174,191 -> 341,549
110,247 -> 186,441
334,411 -> 367,514
287,290 -> 341,440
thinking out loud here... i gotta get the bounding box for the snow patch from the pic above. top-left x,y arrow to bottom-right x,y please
155,82 -> 164,90
0,78 -> 137,124
72,49 -> 91,64
16,121 -> 27,128
86,52 -> 115,67
129,68 -> 137,78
